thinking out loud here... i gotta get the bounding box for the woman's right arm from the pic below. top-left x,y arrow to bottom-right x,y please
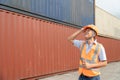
67,28 -> 84,43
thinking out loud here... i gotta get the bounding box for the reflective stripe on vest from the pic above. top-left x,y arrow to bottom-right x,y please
79,42 -> 101,77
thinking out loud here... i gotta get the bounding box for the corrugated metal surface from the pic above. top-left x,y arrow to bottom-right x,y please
0,9 -> 120,80
95,6 -> 120,39
0,9 -> 80,80
0,0 -> 94,26
97,36 -> 120,62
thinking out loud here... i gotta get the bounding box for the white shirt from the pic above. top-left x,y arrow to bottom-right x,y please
73,39 -> 107,61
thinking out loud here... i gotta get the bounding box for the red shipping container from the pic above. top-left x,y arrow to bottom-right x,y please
0,9 -> 120,80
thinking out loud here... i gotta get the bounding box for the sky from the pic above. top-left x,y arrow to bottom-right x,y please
96,0 -> 120,19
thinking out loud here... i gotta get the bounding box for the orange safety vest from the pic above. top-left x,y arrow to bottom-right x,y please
79,42 -> 101,77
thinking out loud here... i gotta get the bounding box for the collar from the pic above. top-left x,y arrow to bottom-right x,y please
94,39 -> 97,44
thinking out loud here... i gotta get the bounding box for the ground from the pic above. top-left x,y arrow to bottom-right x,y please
39,61 -> 120,80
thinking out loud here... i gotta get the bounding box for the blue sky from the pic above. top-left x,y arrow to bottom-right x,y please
96,0 -> 120,19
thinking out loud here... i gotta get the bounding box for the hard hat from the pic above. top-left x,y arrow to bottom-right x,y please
84,24 -> 98,36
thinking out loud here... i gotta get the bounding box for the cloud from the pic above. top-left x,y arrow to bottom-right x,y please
96,0 -> 120,19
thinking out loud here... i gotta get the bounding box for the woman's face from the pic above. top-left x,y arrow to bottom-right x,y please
84,29 -> 94,40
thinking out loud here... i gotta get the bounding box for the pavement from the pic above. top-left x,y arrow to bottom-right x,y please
38,61 -> 120,80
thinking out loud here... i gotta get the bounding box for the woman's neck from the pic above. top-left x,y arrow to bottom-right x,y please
87,38 -> 94,45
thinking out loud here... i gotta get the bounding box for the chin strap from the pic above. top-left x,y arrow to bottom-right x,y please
86,34 -> 95,41
86,36 -> 93,40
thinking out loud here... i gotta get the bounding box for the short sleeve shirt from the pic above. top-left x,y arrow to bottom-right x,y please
73,39 -> 107,61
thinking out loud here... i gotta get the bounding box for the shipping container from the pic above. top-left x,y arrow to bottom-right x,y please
0,0 -> 95,26
0,9 -> 120,80
95,6 -> 120,40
